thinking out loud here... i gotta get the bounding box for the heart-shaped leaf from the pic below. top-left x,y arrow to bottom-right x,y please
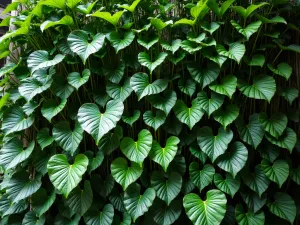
152,199 -> 182,225
197,126 -> 233,162
111,157 -> 142,190
32,188 -> 56,217
209,75 -> 237,99
207,0 -> 235,18
122,110 -> 141,126
41,15 -> 73,32
130,72 -> 168,100
137,35 -> 159,50
278,87 -> 299,105
78,100 -> 124,144
189,144 -> 207,164
106,77 -> 133,102
173,99 -> 204,130
178,78 -> 196,97
150,18 -> 173,31
98,125 -> 123,155
91,11 -> 124,27
267,63 -> 292,80
47,154 -> 88,197
241,190 -> 266,213
149,136 -> 180,172
84,204 -> 114,225
41,98 -> 67,122
37,128 -> 54,150
103,61 -> 125,84
259,112 -> 287,139
216,42 -> 246,64
107,31 -> 135,53
53,121 -> 83,155
197,91 -> 224,116
138,52 -> 168,74
143,110 -> 166,131
214,173 -> 240,198
213,104 -> 239,129
235,204 -> 265,225
231,3 -> 269,20
216,141 -> 248,177
67,30 -> 105,64
261,159 -> 289,187
247,54 -> 265,67
189,162 -> 215,191
160,39 -> 182,54
120,129 -> 153,164
147,90 -> 177,115
85,151 -> 104,173
183,190 -> 227,225
119,0 -> 141,12
231,20 -> 262,40
201,21 -> 220,34
151,171 -> 182,205
67,69 -> 91,90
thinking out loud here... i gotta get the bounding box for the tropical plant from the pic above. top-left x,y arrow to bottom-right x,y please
0,0 -> 299,224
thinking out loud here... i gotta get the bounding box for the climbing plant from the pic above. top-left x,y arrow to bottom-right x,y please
0,0 -> 300,224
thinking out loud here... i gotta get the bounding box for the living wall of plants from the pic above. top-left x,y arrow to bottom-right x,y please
0,0 -> 300,224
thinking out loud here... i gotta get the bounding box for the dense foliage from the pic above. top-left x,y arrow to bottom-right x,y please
0,0 -> 300,224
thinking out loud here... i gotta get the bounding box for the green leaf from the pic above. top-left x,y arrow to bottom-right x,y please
197,127 -> 233,162
152,199 -> 182,225
213,104 -> 239,129
122,110 -> 140,126
160,39 -> 182,54
67,69 -> 91,90
66,181 -> 93,216
137,35 -> 159,50
202,49 -> 227,67
7,171 -> 41,203
187,32 -> 206,43
27,50 -> 65,73
214,173 -> 240,198
91,11 -> 124,27
216,141 -> 248,177
256,15 -> 287,24
78,100 -> 124,144
178,78 -> 196,97
0,138 -> 35,170
103,61 -> 125,84
247,54 -> 265,67
120,129 -> 153,164
207,0 -> 236,17
47,154 -> 89,198
265,127 -> 297,153
235,204 -> 265,225
66,0 -> 81,8
278,87 -> 299,105
147,90 -> 177,115
197,91 -> 224,116
2,106 -> 34,135
53,121 -> 84,155
183,190 -> 227,225
173,99 -> 204,130
261,159 -> 289,187
107,31 -> 135,53
235,114 -> 265,149
150,18 -> 173,31
23,99 -> 43,116
149,136 -> 180,172
40,0 -> 66,9
84,204 -> 114,225
231,3 -> 269,20
22,211 -> 46,225
151,171 -> 182,205
187,63 -> 220,89
189,144 -> 207,164
130,72 -> 168,100
216,42 -> 246,64
201,22 -> 220,34
67,30 -> 105,64
175,18 -> 196,27
76,1 -> 98,14
143,110 -> 166,131
2,2 -> 19,14
291,166 -> 300,185
274,41 -> 300,53
32,188 -> 56,216
41,15 -> 73,32
259,112 -> 287,139
267,63 -> 292,80
85,151 -> 104,173
209,75 -> 237,98
37,128 -> 54,150
231,20 -> 262,40
138,52 -> 168,74
180,40 -> 202,53
119,0 -> 141,13
19,77 -> 52,102
242,165 -> 270,197
267,193 -> 296,224
190,0 -> 210,20
0,26 -> 29,44
0,62 -> 18,77
41,98 -> 67,122
111,157 -> 142,190
189,162 -> 215,191
240,190 -> 266,213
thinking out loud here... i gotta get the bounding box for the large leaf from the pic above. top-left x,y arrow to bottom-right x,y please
77,100 -> 124,144
41,15 -> 73,32
91,11 -> 124,27
189,162 -> 215,191
2,106 -> 34,135
138,52 -> 168,74
214,173 -> 240,198
53,121 -> 84,155
235,204 -> 265,225
67,69 -> 91,90
19,77 -> 52,102
41,98 -> 67,122
238,75 -> 276,103
151,171 -> 182,205
197,127 -> 233,162
267,193 -> 296,224
106,78 -> 133,102
216,141 -> 248,177
67,30 -> 105,64
259,112 -> 287,139
197,91 -> 224,116
47,154 -> 89,197
106,31 -> 135,53
173,99 -> 204,129
235,114 -> 264,149
209,75 -> 237,99
147,90 -> 177,115
261,159 -> 289,187
216,42 -> 245,64
231,20 -> 262,40
130,72 -> 168,100
111,157 -> 142,190
149,136 -> 180,172
213,104 -> 239,129
84,204 -> 114,225
124,183 -> 156,222
0,138 -> 34,170
66,181 -> 93,216
183,190 -> 227,225
120,129 -> 153,164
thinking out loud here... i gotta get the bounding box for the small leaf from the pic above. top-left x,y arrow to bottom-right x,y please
138,52 -> 168,74
67,69 -> 91,90
207,0 -> 235,18
256,15 -> 287,24
152,199 -> 182,225
147,90 -> 177,115
278,87 -> 299,105
213,104 -> 239,128
160,39 -> 182,54
122,110 -> 140,126
197,91 -> 224,116
231,3 -> 269,20
37,128 -> 54,150
22,211 -> 46,225
189,162 -> 215,191
106,77 -> 133,102
235,204 -> 265,225
137,35 -> 159,50
32,188 -> 56,217
41,98 -> 67,122
150,18 -> 173,31
0,62 -> 18,77
216,42 -> 246,64
259,112 -> 287,139
247,54 -> 265,67
41,15 -> 73,32
143,110 -> 166,131
214,173 -> 240,198
267,63 -> 292,80
181,40 -> 202,53
91,11 -> 124,27
201,21 -> 220,34
19,77 -> 52,102
231,20 -> 262,40
85,151 -> 104,173
107,31 -> 135,53
84,204 -> 114,225
209,75 -> 237,98
119,0 -> 141,13
178,78 -> 196,97
261,159 -> 289,187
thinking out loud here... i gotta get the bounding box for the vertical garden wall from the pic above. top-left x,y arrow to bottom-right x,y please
0,0 -> 300,224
